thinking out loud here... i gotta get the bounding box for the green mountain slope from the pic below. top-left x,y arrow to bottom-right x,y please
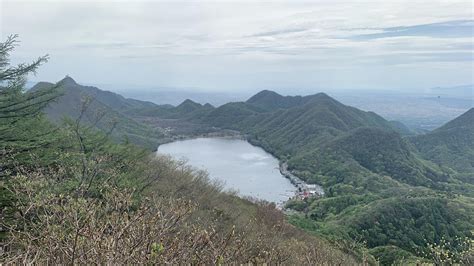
31,77 -> 163,150
412,108 -> 474,174
67,87 -> 473,264
178,91 -> 450,193
246,89 -> 318,111
2,37 -> 360,265
290,127 -> 446,188
245,94 -> 400,151
187,90 -> 474,264
127,98 -> 215,120
200,102 -> 265,127
200,92 -> 426,178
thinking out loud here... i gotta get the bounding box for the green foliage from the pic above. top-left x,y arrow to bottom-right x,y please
411,108 -> 474,174
246,90 -> 317,111
0,35 -> 59,172
4,33 -> 473,264
184,89 -> 474,264
2,114 -> 356,264
369,246 -> 420,265
1,37 -> 357,264
128,98 -> 215,120
31,77 -> 164,150
346,197 -> 473,252
422,236 -> 474,264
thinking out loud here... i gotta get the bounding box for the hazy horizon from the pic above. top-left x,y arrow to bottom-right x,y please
2,3 -> 474,263
2,0 -> 473,93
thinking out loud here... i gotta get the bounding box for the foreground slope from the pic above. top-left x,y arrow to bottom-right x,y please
36,83 -> 473,264
3,104 -> 358,265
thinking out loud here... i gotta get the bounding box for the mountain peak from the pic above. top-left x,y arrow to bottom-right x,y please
247,90 -> 283,103
437,107 -> 474,131
57,75 -> 78,86
176,99 -> 203,113
314,92 -> 331,99
246,90 -> 342,112
179,99 -> 200,106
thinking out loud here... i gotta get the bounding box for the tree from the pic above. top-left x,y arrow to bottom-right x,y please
0,35 -> 59,174
0,35 -> 59,244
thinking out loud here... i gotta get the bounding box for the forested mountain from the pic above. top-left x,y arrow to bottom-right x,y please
126,98 -> 215,120
202,91 -> 400,131
198,91 -> 420,174
3,0 -> 473,262
30,77 -> 163,149
411,108 -> 474,175
168,90 -> 473,264
23,79 -> 474,264
246,89 -> 318,111
32,76 -> 157,114
16,76 -> 474,264
290,127 -> 447,188
156,99 -> 215,119
2,36 -> 358,265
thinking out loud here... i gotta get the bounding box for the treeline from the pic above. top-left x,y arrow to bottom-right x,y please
0,36 -> 356,264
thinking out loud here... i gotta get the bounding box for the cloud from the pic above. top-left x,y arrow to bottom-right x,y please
349,20 -> 474,40
248,27 -> 309,38
1,0 -> 473,91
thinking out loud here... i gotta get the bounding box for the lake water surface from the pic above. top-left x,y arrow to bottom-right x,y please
157,138 -> 296,203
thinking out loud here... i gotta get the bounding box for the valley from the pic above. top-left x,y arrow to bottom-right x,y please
3,2 -> 473,264
30,76 -> 474,264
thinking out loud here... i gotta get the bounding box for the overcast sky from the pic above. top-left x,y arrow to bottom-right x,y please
1,0 -> 473,92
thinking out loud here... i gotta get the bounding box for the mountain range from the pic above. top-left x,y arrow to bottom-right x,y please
31,76 -> 164,149
33,77 -> 474,264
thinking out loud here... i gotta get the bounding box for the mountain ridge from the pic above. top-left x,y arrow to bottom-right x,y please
246,89 -> 333,111
30,80 -> 474,264
30,77 -> 163,149
411,107 -> 474,174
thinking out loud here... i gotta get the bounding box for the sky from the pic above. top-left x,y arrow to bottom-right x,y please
1,0 -> 473,93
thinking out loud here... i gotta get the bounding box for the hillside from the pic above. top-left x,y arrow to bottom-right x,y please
4,7 -> 473,264
290,127 -> 446,188
30,77 -> 163,149
2,43 -> 359,264
246,89 -> 317,111
199,91 -> 415,159
412,108 -> 474,175
29,82 -> 473,264
127,98 -> 215,120
200,91 -> 452,192
174,90 -> 473,264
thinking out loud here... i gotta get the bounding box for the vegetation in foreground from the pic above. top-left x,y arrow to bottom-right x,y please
119,89 -> 474,263
4,33 -> 474,264
0,36 -> 357,264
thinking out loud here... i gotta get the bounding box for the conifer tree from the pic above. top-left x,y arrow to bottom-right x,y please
0,35 -> 58,175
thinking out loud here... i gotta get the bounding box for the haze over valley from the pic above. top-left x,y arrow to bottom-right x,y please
1,0 -> 473,265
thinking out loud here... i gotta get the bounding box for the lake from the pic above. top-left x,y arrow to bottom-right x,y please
157,137 -> 297,203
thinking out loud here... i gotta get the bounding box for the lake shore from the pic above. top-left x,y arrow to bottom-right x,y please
158,133 -> 325,204
279,162 -> 325,197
